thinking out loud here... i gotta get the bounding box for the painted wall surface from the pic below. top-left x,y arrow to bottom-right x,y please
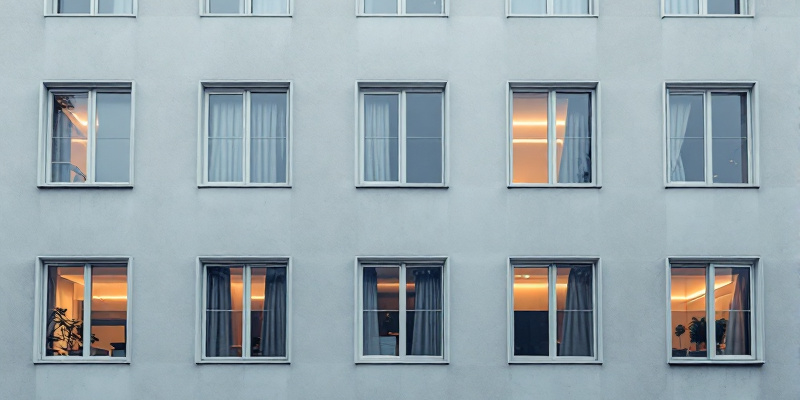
1,1 -> 799,399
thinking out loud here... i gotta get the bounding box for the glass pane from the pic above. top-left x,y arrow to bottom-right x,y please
665,0 -> 699,14
670,266 -> 707,358
251,266 -> 287,357
711,93 -> 748,184
406,0 -> 442,14
555,92 -> 592,183
707,0 -> 740,14
714,267 -> 751,356
209,0 -> 244,13
51,93 -> 89,183
364,94 -> 399,182
510,0 -> 546,14
59,0 -> 91,13
406,267 -> 443,356
513,266 -> 549,356
90,266 -> 127,357
250,93 -> 288,184
252,0 -> 288,14
363,267 -> 399,356
556,265 -> 593,357
512,92 -> 549,184
205,267 -> 243,357
95,93 -> 131,183
45,266 -> 85,356
365,0 -> 397,13
98,0 -> 133,14
668,94 -> 704,182
406,93 -> 443,184
208,94 -> 244,182
553,0 -> 590,15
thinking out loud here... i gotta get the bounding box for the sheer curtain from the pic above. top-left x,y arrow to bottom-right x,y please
669,97 -> 693,182
261,268 -> 287,357
250,94 -> 287,184
558,97 -> 591,183
410,267 -> 442,356
362,269 -> 381,355
206,268 -> 233,357
554,0 -> 589,14
725,270 -> 751,355
253,0 -> 287,14
364,98 -> 392,181
559,266 -> 593,357
665,0 -> 699,14
208,96 -> 243,182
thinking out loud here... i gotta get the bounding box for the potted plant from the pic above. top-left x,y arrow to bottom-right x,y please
688,317 -> 707,357
672,324 -> 687,357
46,307 -> 98,356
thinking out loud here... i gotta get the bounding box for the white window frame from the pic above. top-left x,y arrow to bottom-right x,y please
38,81 -> 135,188
33,256 -> 133,364
507,82 -> 600,188
356,81 -> 448,188
506,0 -> 598,17
663,82 -> 758,188
198,81 -> 292,188
662,0 -> 752,17
666,257 -> 764,364
195,256 -> 292,364
357,0 -> 448,16
45,0 -> 137,16
200,0 -> 293,16
354,257 -> 449,364
507,257 -> 602,364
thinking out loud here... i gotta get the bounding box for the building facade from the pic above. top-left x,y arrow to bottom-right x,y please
1,0 -> 799,398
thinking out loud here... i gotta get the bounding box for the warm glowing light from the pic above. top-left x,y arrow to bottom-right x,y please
92,296 -> 127,300
671,280 -> 734,302
512,120 -> 566,127
512,139 -> 564,144
513,283 -> 569,289
251,296 -> 265,300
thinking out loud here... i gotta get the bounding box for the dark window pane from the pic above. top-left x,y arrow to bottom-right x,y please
365,0 -> 397,13
513,267 -> 549,356
511,0 -> 546,14
711,93 -> 748,183
406,0 -> 442,14
98,0 -> 133,13
209,0 -> 243,13
95,93 -> 131,183
707,0 -> 740,14
59,0 -> 91,13
406,92 -> 443,183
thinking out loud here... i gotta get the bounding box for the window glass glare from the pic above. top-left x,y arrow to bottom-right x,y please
51,93 -> 90,183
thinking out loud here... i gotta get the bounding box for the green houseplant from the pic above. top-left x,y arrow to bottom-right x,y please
47,307 -> 98,356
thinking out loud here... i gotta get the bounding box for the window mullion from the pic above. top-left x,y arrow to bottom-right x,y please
92,0 -> 98,15
399,92 -> 407,183
399,0 -> 404,14
245,0 -> 252,14
707,265 -> 716,360
547,0 -> 554,14
699,0 -> 706,14
398,265 -> 407,357
548,91 -> 557,184
548,265 -> 557,359
704,92 -> 713,184
82,264 -> 92,357
243,92 -> 251,184
243,266 -> 252,358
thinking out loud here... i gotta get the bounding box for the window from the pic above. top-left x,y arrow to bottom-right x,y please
49,0 -> 135,15
508,0 -> 593,16
35,258 -> 130,362
666,84 -> 755,186
668,260 -> 761,363
40,83 -> 133,186
204,0 -> 290,15
201,83 -> 290,186
356,259 -> 447,363
509,83 -> 597,186
358,83 -> 445,186
509,260 -> 600,362
199,260 -> 289,362
361,0 -> 445,15
663,0 -> 749,15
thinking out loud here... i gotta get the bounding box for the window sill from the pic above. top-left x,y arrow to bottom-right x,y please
356,359 -> 448,365
199,14 -> 292,17
44,14 -> 136,17
508,184 -> 600,189
662,14 -> 754,18
197,359 -> 290,364
36,358 -> 130,364
198,183 -> 291,188
38,183 -> 133,189
356,14 -> 447,18
509,359 -> 602,365
669,359 -> 764,365
357,184 -> 448,189
506,14 -> 598,18
665,184 -> 758,189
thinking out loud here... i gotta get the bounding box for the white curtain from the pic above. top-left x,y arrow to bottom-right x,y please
364,99 -> 392,181
725,270 -> 751,356
253,0 -> 287,14
554,0 -> 589,14
206,268 -> 233,357
261,268 -> 287,357
112,0 -> 132,13
558,102 -> 591,183
668,97 -> 692,182
559,266 -> 594,356
208,96 -> 243,182
250,95 -> 287,183
665,0 -> 699,14
410,267 -> 442,356
362,269 -> 381,355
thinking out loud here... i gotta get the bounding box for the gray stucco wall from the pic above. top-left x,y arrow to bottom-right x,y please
1,0 -> 799,399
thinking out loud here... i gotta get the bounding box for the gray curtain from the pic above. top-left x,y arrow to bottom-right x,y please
410,267 -> 442,356
208,95 -> 244,182
559,266 -> 593,357
665,0 -> 699,14
364,97 -> 392,181
250,94 -> 287,183
362,268 -> 381,355
45,267 -> 58,354
557,98 -> 591,183
206,267 -> 233,357
554,0 -> 589,14
260,268 -> 287,357
668,96 -> 693,182
725,270 -> 751,355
